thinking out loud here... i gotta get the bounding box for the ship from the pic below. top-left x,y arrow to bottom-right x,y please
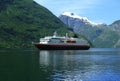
34,32 -> 90,50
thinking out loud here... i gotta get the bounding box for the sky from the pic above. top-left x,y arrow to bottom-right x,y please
34,0 -> 120,25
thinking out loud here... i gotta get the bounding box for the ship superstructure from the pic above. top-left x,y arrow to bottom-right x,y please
34,32 -> 90,50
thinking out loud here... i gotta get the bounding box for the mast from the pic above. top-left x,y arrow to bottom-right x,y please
66,33 -> 68,38
53,31 -> 57,37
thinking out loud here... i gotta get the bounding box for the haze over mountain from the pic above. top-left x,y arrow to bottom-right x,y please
59,12 -> 120,48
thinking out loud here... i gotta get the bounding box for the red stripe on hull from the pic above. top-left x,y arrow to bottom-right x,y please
34,44 -> 90,50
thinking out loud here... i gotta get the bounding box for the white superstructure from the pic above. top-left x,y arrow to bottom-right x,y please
39,32 -> 89,45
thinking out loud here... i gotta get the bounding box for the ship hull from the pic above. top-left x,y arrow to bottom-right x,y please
34,44 -> 90,50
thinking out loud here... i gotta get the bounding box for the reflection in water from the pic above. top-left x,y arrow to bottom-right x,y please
39,49 -> 120,81
39,51 -> 50,66
0,50 -> 40,81
39,50 -> 77,67
0,49 -> 120,81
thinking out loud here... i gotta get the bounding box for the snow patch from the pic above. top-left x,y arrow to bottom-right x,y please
62,12 -> 103,26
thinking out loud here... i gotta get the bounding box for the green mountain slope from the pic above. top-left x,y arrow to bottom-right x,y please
93,28 -> 120,47
59,13 -> 120,48
110,20 -> 120,31
0,0 -> 70,48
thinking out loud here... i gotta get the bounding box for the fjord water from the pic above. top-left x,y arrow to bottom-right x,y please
0,48 -> 120,81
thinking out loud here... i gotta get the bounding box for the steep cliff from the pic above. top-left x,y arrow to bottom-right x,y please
59,12 -> 120,48
0,0 -> 69,48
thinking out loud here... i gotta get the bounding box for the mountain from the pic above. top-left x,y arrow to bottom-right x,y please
108,20 -> 120,47
59,12 -> 120,48
0,0 -> 70,48
59,12 -> 106,28
110,20 -> 120,31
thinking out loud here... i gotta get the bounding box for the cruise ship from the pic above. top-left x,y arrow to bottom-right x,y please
34,32 -> 90,50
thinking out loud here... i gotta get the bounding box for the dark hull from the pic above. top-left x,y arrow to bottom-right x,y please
34,44 -> 90,50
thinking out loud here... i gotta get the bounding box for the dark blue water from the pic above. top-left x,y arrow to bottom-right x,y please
0,48 -> 120,81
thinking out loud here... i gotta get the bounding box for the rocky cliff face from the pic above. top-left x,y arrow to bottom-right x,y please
110,20 -> 120,31
59,12 -> 106,29
59,12 -> 120,48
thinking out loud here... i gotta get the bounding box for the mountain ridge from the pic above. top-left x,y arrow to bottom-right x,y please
60,12 -> 105,26
0,0 -> 70,48
59,12 -> 120,48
